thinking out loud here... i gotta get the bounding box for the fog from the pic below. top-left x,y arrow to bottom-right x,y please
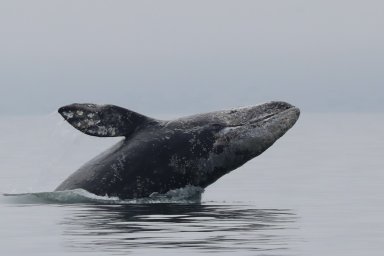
0,0 -> 383,116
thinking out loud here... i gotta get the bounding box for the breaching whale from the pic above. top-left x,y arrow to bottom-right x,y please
55,101 -> 300,199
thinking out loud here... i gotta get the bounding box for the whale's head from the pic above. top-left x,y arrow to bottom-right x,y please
212,101 -> 300,159
164,101 -> 300,185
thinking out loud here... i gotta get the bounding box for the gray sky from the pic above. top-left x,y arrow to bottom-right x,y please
0,0 -> 383,116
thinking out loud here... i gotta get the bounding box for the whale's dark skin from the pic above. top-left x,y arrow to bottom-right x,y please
55,101 -> 300,199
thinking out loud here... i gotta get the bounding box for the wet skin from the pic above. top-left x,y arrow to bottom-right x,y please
56,101 -> 300,199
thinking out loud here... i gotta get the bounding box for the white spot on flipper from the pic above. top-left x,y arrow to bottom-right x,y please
76,110 -> 84,116
62,111 -> 74,118
96,126 -> 117,136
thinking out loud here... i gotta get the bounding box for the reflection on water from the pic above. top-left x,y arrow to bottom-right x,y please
1,114 -> 384,255
60,204 -> 299,255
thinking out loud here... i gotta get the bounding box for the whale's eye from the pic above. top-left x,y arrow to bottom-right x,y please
211,123 -> 224,130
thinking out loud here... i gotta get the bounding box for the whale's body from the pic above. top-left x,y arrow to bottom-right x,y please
56,101 -> 300,199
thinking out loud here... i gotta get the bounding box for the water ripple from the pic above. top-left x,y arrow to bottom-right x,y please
60,204 -> 299,255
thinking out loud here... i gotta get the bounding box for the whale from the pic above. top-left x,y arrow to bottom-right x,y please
55,101 -> 300,199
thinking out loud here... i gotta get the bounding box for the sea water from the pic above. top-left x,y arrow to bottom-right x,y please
0,112 -> 383,255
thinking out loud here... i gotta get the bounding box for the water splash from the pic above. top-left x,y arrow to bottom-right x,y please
2,185 -> 204,204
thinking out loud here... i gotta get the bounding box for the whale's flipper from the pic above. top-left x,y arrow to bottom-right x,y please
58,103 -> 155,137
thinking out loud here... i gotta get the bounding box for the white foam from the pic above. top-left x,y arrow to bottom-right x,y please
2,185 -> 204,204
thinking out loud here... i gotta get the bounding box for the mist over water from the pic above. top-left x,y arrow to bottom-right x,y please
1,112 -> 384,255
1,1 -> 383,255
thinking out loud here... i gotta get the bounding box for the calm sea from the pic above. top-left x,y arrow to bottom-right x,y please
0,112 -> 383,255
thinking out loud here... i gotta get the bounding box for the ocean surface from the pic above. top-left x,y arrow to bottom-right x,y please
0,112 -> 383,255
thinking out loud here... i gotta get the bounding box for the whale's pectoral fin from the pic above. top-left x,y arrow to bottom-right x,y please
58,103 -> 154,137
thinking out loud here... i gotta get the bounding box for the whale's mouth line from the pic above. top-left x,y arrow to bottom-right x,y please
248,113 -> 275,124
218,106 -> 299,136
251,106 -> 299,124
225,106 -> 298,129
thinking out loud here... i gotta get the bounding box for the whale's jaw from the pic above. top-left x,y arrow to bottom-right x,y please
213,102 -> 300,158
188,102 -> 300,188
